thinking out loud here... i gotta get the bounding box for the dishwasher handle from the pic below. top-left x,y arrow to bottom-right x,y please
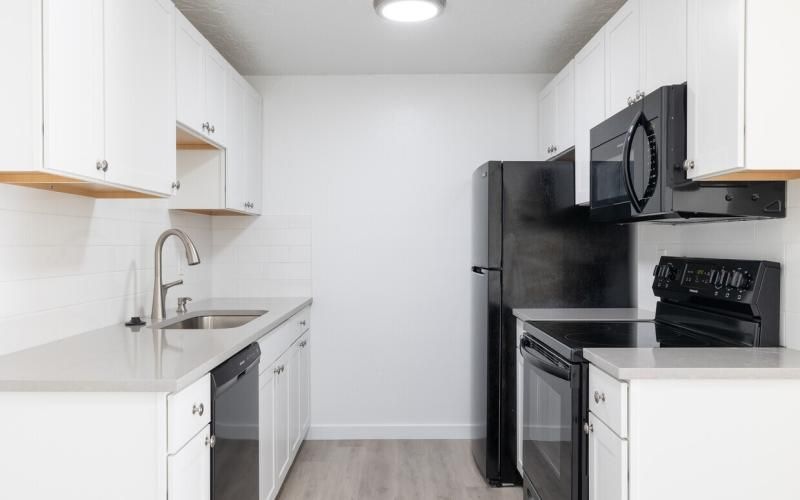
211,343 -> 261,396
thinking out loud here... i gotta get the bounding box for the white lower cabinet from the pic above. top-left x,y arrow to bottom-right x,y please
168,424 -> 212,500
588,364 -> 800,500
259,367 -> 278,500
259,318 -> 312,500
588,413 -> 628,500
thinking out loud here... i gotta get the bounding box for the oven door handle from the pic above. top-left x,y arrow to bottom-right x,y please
520,342 -> 571,381
622,108 -> 659,214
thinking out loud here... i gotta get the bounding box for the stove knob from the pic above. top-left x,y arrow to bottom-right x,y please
729,271 -> 752,290
714,270 -> 729,289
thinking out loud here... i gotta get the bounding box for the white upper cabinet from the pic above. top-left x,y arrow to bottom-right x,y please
172,12 -> 263,215
604,0 -> 687,117
175,13 -> 205,135
175,10 -> 226,147
103,0 -> 176,195
538,61 -> 575,160
42,0 -> 105,183
554,62 -> 575,155
204,52 -> 227,145
538,81 -> 556,160
686,0 -> 800,180
244,86 -> 264,215
2,0 -> 176,198
605,0 -> 642,114
574,28 -> 606,205
640,0 -> 686,93
225,72 -> 248,212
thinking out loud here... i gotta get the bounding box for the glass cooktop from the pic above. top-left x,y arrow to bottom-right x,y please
523,320 -> 740,362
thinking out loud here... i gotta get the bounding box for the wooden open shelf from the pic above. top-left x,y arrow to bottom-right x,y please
0,172 -> 160,199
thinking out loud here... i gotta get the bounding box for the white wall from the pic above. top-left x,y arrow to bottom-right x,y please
637,180 -> 800,348
0,184 -> 213,355
220,74 -> 550,439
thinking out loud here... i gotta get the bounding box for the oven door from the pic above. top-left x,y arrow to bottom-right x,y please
520,336 -> 583,500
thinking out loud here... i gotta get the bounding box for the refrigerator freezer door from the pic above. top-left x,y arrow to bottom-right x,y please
472,162 -> 503,270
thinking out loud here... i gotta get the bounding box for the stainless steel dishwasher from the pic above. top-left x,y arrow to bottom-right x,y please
211,343 -> 261,500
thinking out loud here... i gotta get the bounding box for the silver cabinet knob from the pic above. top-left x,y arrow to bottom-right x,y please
299,340 -> 307,348
584,422 -> 594,434
299,320 -> 307,327
273,366 -> 281,374
683,160 -> 695,171
280,365 -> 285,373
202,122 -> 209,132
96,161 -> 103,171
192,403 -> 204,416
593,391 -> 606,404
209,124 -> 216,134
172,180 -> 181,190
205,435 -> 216,448
101,160 -> 109,172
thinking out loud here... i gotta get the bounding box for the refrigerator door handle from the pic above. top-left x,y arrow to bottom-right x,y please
472,266 -> 500,274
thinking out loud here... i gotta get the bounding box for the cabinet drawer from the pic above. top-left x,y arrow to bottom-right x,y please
168,374 -> 211,454
589,364 -> 628,437
258,307 -> 310,371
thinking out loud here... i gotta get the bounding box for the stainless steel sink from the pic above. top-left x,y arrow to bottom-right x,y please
158,310 -> 267,330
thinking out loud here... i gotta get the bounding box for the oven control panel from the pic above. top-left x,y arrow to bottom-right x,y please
652,256 -> 780,305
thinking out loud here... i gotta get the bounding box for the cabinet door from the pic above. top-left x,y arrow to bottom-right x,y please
42,0 -> 105,181
103,0 -> 175,195
287,342 -> 302,453
605,0 -> 641,116
175,11 -> 205,134
244,87 -> 263,215
225,73 -> 247,212
686,0 -> 745,179
640,0 -> 686,93
259,368 -> 277,500
538,82 -> 556,160
204,51 -> 227,145
554,61 -> 575,154
574,29 -> 606,205
274,353 -> 291,481
297,333 -> 311,437
168,424 -> 211,500
588,413 -> 628,500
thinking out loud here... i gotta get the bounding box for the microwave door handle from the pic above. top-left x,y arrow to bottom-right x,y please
520,343 -> 571,381
622,109 -> 644,213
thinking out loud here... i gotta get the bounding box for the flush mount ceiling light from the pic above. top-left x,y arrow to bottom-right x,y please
374,0 -> 446,22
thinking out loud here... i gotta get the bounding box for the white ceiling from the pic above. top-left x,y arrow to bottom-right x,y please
175,0 -> 625,75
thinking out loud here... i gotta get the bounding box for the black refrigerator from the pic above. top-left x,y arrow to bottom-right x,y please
470,161 -> 634,486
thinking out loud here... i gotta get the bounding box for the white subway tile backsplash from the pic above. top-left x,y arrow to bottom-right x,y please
211,215 -> 312,298
0,184 -> 213,356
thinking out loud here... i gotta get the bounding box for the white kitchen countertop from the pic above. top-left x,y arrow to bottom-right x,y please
0,297 -> 312,393
584,347 -> 800,380
513,308 -> 654,323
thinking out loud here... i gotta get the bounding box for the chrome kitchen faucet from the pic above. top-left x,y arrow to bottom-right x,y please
151,229 -> 201,321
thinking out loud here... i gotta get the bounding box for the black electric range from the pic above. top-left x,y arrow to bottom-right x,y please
518,256 -> 781,500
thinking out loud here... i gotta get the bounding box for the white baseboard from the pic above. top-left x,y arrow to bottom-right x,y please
307,423 -> 480,440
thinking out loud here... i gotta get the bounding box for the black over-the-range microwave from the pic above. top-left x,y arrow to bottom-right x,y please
589,83 -> 786,223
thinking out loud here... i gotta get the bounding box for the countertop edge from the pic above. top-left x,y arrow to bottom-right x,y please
584,348 -> 800,381
0,297 -> 313,393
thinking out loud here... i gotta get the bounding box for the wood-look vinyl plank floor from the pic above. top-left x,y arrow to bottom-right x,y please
276,440 -> 522,500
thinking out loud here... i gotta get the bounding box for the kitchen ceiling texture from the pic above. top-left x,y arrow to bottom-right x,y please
174,0 -> 625,75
